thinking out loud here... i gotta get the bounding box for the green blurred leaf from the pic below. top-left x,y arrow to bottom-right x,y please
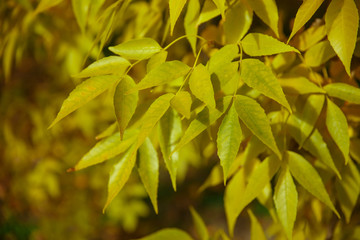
198,0 -> 221,25
190,207 -> 209,240
304,40 -> 336,67
49,75 -> 120,128
170,91 -> 192,119
324,83 -> 360,104
184,0 -> 201,54
247,0 -> 279,37
248,209 -> 267,240
147,51 -> 168,73
109,38 -> 162,60
35,0 -> 63,13
278,77 -> 325,95
287,151 -> 340,217
325,0 -> 359,75
169,0 -> 187,35
189,64 -> 215,108
134,228 -> 194,240
295,24 -> 327,51
212,0 -> 225,18
72,0 -> 91,32
138,138 -> 159,213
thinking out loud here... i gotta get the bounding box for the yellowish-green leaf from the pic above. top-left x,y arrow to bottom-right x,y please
217,103 -> 242,184
134,228 -> 194,240
109,38 -> 162,60
304,40 -> 336,67
72,0 -> 91,32
170,91 -> 192,119
114,76 -> 138,140
49,75 -> 120,128
147,51 -> 168,73
272,52 -> 297,73
241,59 -> 292,113
326,99 -> 350,164
234,95 -> 281,158
35,0 -> 63,13
73,56 -> 130,78
132,61 -> 190,92
248,209 -> 267,240
274,164 -> 298,240
96,122 -> 117,140
75,129 -> 138,170
138,138 -> 159,213
190,207 -> 209,240
295,24 -> 327,51
197,0 -> 221,25
184,0 -> 200,55
169,0 -> 187,35
288,0 -> 325,41
325,0 -> 359,75
212,0 -> 225,18
158,108 -> 183,190
278,77 -> 325,95
173,96 -> 232,154
247,0 -> 279,37
335,159 -> 360,223
189,64 -> 215,108
287,151 -> 340,217
223,1 -> 253,43
242,33 -> 300,56
104,145 -> 137,211
324,83 -> 360,104
350,138 -> 360,164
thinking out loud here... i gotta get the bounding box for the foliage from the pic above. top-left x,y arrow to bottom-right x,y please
2,0 -> 360,239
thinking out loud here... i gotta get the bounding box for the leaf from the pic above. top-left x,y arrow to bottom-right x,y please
104,145 -> 137,211
325,0 -> 359,75
198,0 -> 221,25
134,228 -> 194,240
242,33 -> 300,56
223,1 -> 253,43
304,40 -> 336,67
72,56 -> 131,78
49,75 -> 120,128
326,99 -> 350,164
274,164 -> 298,240
169,0 -> 187,35
35,0 -> 63,13
147,51 -> 168,73
288,0 -> 325,41
248,210 -> 267,240
241,59 -> 292,113
170,91 -> 192,119
158,108 -> 183,190
131,61 -> 190,92
173,96 -> 232,154
295,24 -> 327,51
184,0 -> 201,54
190,207 -> 209,240
212,0 -> 226,18
109,38 -> 162,60
246,0 -> 279,37
217,103 -> 242,183
96,122 -> 117,140
324,83 -> 360,104
189,64 -> 216,108
287,151 -> 340,217
114,76 -> 138,139
75,129 -> 138,170
138,138 -> 159,213
72,0 -> 91,32
234,95 -> 281,158
278,77 -> 325,95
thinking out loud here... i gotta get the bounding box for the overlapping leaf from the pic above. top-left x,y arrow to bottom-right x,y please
184,0 -> 201,54
247,0 -> 279,37
189,64 -> 215,108
324,83 -> 360,104
224,1 -> 252,43
304,40 -> 336,67
169,0 -> 187,35
109,38 -> 162,60
170,91 -> 192,119
147,51 -> 168,73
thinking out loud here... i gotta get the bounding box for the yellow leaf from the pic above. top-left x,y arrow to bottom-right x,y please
72,0 -> 91,32
184,0 -> 200,55
95,122 -> 117,140
197,0 -> 221,25
134,228 -> 194,240
247,0 -> 279,37
304,40 -> 336,67
109,38 -> 163,60
170,91 -> 192,119
325,0 -> 359,75
169,0 -> 187,35
212,0 -> 226,18
278,77 -> 325,95
288,0 -> 325,41
324,83 -> 360,104
295,24 -> 327,51
147,51 -> 168,73
190,207 -> 209,240
189,64 -> 216,108
35,0 -> 63,14
248,209 -> 267,240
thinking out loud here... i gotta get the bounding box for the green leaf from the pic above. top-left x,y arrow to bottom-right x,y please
241,59 -> 292,113
75,129 -> 138,170
131,61 -> 190,92
288,0 -> 325,41
104,145 -> 137,211
169,0 -> 187,35
190,207 -> 209,240
274,164 -> 298,240
223,1 -> 253,43
134,228 -> 194,240
304,40 -> 336,67
324,83 -> 360,104
170,91 -> 192,119
217,103 -> 242,184
147,51 -> 168,73
248,210 -> 267,240
109,38 -> 162,60
242,33 -> 299,56
72,0 -> 91,32
326,99 -> 350,164
278,77 -> 325,95
189,64 -> 216,108
325,0 -> 359,75
287,151 -> 340,217
184,0 -> 201,54
138,138 -> 159,213
234,95 -> 281,158
49,75 -> 120,128
247,0 -> 279,37
158,108 -> 183,190
114,76 -> 138,140
72,56 -> 130,78
212,0 -> 226,18
173,96 -> 232,154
